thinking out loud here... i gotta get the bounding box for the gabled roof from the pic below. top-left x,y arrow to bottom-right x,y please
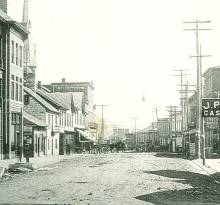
47,92 -> 84,110
23,111 -> 48,127
24,87 -> 59,114
36,89 -> 69,111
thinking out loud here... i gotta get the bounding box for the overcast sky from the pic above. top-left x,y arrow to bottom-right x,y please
8,0 -> 220,130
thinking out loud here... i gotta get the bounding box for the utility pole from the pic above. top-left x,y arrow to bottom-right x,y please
152,107 -> 160,148
178,82 -> 196,155
190,45 -> 211,165
131,117 -> 138,150
172,69 -> 190,154
183,19 -> 212,159
93,104 -> 109,144
166,105 -> 178,152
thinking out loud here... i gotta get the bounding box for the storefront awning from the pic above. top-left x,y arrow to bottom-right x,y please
77,129 -> 94,142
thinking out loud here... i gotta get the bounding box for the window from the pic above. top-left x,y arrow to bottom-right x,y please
11,81 -> 14,100
48,139 -> 50,150
11,41 -> 14,63
19,45 -> 22,67
19,84 -> 22,102
16,43 -> 18,65
15,83 -> 18,101
55,116 -> 57,126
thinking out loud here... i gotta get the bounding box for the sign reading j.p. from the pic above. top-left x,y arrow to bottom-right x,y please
202,98 -> 220,117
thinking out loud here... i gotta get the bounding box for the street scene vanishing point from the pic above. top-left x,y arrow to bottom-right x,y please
0,0 -> 220,205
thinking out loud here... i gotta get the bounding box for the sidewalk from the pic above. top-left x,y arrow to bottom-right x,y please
191,158 -> 220,183
0,154 -> 75,170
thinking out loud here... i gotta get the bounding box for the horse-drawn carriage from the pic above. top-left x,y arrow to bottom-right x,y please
92,141 -> 126,154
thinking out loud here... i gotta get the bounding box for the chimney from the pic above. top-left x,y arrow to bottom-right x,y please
0,0 -> 7,13
62,78 -> 66,83
37,81 -> 41,89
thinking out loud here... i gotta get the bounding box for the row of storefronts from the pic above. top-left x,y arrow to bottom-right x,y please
0,3 -> 98,161
127,66 -> 220,158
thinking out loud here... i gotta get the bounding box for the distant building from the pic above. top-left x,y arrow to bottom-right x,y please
157,118 -> 170,151
203,66 -> 220,98
43,79 -> 98,143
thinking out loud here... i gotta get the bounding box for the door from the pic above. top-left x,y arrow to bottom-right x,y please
59,134 -> 64,155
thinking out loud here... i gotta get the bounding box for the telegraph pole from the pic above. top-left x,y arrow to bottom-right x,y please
131,117 -> 138,150
172,69 -> 190,154
190,45 -> 211,165
166,105 -> 178,152
178,82 -> 196,155
183,20 -> 212,159
152,107 -> 160,148
93,104 -> 109,144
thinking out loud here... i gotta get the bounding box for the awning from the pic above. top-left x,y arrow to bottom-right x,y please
23,111 -> 48,127
77,129 -> 94,142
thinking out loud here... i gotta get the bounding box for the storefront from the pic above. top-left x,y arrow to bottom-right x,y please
76,129 -> 94,153
23,111 -> 48,158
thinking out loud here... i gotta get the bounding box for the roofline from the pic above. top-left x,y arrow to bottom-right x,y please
0,9 -> 29,37
203,66 -> 220,77
24,87 -> 60,114
49,81 -> 95,89
36,89 -> 69,111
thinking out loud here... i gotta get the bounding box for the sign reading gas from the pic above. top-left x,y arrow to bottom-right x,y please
202,98 -> 220,117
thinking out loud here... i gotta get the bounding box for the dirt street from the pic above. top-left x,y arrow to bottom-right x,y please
0,153 -> 220,205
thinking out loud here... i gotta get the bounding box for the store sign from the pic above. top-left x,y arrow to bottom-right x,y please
204,117 -> 219,129
202,98 -> 220,117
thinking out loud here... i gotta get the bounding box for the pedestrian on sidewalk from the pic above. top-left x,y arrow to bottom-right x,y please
23,140 -> 30,163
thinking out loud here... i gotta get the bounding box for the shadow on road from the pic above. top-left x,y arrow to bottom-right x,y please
154,152 -> 183,158
135,169 -> 220,205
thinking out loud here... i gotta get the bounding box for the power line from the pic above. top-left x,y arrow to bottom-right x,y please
183,19 -> 212,163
